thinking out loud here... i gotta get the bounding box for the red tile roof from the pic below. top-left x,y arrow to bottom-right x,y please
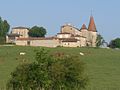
88,16 -> 97,32
80,24 -> 87,30
61,38 -> 78,42
57,32 -> 71,34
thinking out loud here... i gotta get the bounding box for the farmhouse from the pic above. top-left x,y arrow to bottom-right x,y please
6,27 -> 29,43
6,16 -> 97,47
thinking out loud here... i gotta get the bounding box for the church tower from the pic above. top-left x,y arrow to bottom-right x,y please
88,16 -> 97,47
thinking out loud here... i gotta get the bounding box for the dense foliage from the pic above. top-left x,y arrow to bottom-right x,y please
109,38 -> 120,48
28,26 -> 47,37
96,34 -> 105,47
7,48 -> 88,90
0,17 -> 10,44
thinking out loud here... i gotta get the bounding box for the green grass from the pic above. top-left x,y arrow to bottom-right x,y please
0,46 -> 120,90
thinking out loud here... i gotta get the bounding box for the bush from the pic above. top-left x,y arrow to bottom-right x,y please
7,48 -> 88,90
109,38 -> 120,48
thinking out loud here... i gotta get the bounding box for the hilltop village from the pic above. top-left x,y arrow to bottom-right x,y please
6,16 -> 97,47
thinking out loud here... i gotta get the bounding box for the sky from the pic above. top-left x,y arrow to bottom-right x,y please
0,0 -> 120,42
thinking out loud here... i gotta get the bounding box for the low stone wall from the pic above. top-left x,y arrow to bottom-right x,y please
62,41 -> 80,47
16,40 -> 28,46
16,39 -> 60,47
30,39 -> 60,47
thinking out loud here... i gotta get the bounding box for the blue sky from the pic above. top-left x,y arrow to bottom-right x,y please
0,0 -> 120,42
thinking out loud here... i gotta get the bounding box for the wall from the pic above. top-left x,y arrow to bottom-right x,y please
6,36 -> 19,43
61,41 -> 80,47
80,37 -> 86,47
81,29 -> 88,38
16,39 -> 60,47
91,32 -> 97,47
16,40 -> 28,46
88,31 -> 97,47
30,39 -> 60,47
57,34 -> 71,38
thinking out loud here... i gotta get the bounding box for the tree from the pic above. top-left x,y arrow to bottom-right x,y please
50,52 -> 88,90
7,48 -> 52,90
96,34 -> 105,47
28,26 -> 47,37
109,38 -> 120,48
7,48 -> 88,90
0,17 -> 10,44
3,20 -> 10,36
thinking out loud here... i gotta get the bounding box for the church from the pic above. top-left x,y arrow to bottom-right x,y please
6,16 -> 97,47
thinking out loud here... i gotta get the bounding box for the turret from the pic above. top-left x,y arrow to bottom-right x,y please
88,16 -> 97,32
80,24 -> 88,38
88,16 -> 97,47
80,24 -> 87,30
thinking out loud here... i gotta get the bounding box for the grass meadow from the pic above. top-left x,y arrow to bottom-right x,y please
0,46 -> 120,90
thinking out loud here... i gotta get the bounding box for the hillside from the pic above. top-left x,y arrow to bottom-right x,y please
0,46 -> 120,90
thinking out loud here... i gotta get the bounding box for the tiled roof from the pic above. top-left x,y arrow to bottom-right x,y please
62,24 -> 79,31
88,16 -> 97,32
80,24 -> 87,30
7,33 -> 20,37
12,26 -> 29,29
57,32 -> 71,34
61,38 -> 78,42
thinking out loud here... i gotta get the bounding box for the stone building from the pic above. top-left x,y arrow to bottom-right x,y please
6,27 -> 29,43
11,27 -> 29,38
6,16 -> 98,47
56,16 -> 97,47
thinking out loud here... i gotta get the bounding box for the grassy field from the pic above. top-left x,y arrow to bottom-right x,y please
0,46 -> 120,90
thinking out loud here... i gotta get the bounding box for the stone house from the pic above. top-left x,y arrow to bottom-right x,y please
6,27 -> 29,43
57,16 -> 97,47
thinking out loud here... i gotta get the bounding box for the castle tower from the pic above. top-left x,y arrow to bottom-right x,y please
88,16 -> 97,47
88,16 -> 97,32
81,24 -> 87,30
80,24 -> 88,39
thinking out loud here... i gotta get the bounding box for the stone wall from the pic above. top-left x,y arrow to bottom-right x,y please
30,39 -> 60,47
16,39 -> 60,47
61,41 -> 80,47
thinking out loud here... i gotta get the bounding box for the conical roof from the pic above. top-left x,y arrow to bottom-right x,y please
80,24 -> 87,30
88,16 -> 97,32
